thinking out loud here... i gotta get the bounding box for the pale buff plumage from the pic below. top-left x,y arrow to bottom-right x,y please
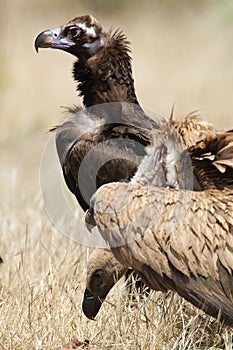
83,126 -> 233,320
89,130 -> 233,326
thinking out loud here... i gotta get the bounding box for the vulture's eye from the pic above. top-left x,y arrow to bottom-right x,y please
69,26 -> 82,38
94,269 -> 104,280
92,269 -> 105,288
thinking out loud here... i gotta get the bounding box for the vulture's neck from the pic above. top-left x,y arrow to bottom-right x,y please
73,31 -> 139,107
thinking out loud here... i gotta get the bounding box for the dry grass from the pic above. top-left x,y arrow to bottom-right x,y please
1,1 -> 233,349
0,226 -> 232,350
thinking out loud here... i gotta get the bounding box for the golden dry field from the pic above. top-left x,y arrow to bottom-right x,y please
1,1 -> 233,349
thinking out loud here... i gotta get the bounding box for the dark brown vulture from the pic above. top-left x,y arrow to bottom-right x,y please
35,15 -> 233,320
87,127 -> 233,327
35,14 -> 159,305
35,14 -> 160,211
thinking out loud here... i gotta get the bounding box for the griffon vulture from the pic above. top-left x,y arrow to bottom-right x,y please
87,125 -> 233,326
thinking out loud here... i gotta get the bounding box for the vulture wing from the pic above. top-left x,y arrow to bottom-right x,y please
170,113 -> 217,148
190,132 -> 233,189
92,182 -> 233,326
53,103 -> 154,212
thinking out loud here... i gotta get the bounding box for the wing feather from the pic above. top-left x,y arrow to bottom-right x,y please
92,183 -> 233,325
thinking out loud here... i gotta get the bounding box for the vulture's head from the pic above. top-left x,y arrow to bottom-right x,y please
82,248 -> 127,320
35,15 -> 104,59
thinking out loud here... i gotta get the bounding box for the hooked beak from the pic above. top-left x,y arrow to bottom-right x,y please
82,288 -> 105,320
34,27 -> 75,52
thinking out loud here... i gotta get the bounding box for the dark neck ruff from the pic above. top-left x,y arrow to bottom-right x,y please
72,32 -> 139,108
73,60 -> 98,107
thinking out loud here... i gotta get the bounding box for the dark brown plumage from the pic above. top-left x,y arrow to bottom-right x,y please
190,132 -> 233,190
35,15 -> 158,306
89,131 -> 233,327
35,15 -> 159,211
35,15 -> 233,321
52,103 -> 155,212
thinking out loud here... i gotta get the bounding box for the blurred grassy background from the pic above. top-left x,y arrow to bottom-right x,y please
0,1 -> 233,348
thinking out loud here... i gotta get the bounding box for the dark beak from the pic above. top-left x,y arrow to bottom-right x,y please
34,27 -> 75,52
82,288 -> 105,320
